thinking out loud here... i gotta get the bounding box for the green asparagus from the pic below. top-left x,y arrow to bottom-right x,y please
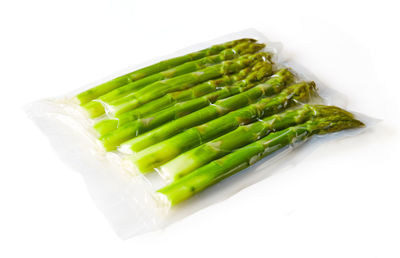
83,41 -> 265,118
93,61 -> 272,137
157,112 -> 364,206
160,104 -> 351,181
104,52 -> 270,116
128,81 -> 316,173
70,35 -> 367,210
118,68 -> 294,155
98,61 -> 273,150
75,38 -> 254,105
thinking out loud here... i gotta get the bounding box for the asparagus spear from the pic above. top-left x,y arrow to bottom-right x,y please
83,41 -> 265,118
157,113 -> 364,206
128,81 -> 316,173
75,38 -> 255,105
98,62 -> 273,150
104,52 -> 270,116
159,105 -> 356,181
118,68 -> 294,155
94,61 -> 272,137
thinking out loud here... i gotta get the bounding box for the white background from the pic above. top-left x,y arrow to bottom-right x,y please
1,0 -> 399,257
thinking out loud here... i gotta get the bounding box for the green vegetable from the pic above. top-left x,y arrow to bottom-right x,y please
98,61 -> 273,150
93,60 -> 272,137
157,112 -> 364,206
128,81 -> 316,173
119,68 -> 294,156
160,104 -> 351,181
104,52 -> 269,116
83,41 -> 265,118
75,38 -> 255,105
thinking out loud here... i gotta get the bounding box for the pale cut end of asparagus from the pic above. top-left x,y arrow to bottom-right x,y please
118,143 -> 135,155
120,155 -> 142,176
158,155 -> 198,183
152,192 -> 172,210
70,96 -> 81,105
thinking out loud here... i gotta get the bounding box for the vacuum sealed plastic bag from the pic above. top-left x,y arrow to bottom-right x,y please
26,29 -> 373,239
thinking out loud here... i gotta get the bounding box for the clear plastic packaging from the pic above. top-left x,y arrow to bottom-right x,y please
26,29 -> 375,239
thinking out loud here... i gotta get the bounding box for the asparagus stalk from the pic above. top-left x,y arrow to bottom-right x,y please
157,113 -> 364,206
76,38 -> 255,105
104,52 -> 270,116
128,81 -> 316,173
98,62 -> 273,150
94,61 -> 272,137
159,105 -> 356,181
118,68 -> 294,155
83,41 -> 265,118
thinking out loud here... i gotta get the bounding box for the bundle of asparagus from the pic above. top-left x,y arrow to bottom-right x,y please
73,37 -> 364,207
127,81 -> 316,172
95,60 -> 273,140
76,38 -> 254,105
118,68 -> 295,154
157,110 -> 364,206
83,40 -> 265,118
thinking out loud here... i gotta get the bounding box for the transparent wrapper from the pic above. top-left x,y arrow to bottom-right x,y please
26,29 -> 375,239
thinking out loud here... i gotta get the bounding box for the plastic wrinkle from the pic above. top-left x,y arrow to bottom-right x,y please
26,29 -> 378,239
